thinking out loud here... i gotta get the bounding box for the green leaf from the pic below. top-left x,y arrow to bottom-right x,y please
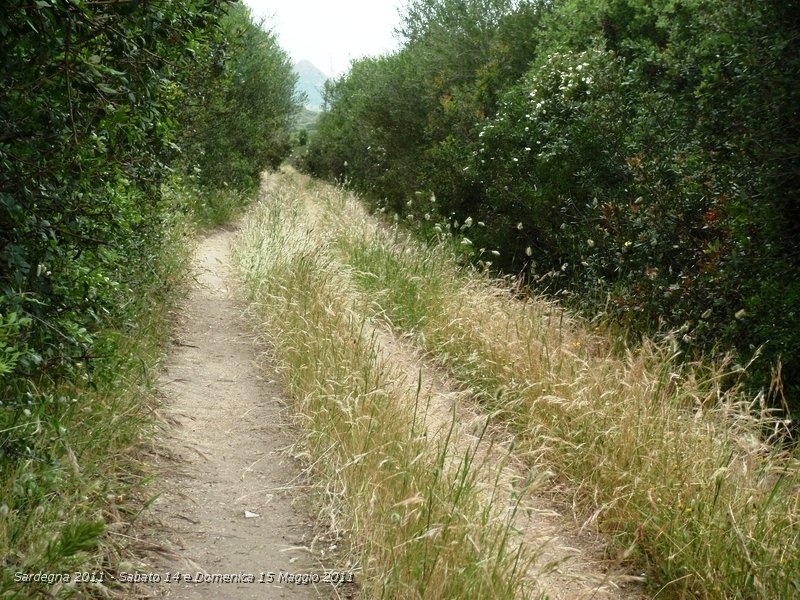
96,83 -> 118,95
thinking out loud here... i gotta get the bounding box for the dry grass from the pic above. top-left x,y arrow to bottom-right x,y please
257,168 -> 800,599
234,174 -> 538,599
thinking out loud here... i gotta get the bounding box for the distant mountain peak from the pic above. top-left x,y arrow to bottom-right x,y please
294,60 -> 328,111
295,59 -> 323,71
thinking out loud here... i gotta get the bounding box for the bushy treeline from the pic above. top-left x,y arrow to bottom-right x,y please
304,0 -> 800,414
0,0 -> 298,588
179,4 -> 300,189
0,0 -> 298,404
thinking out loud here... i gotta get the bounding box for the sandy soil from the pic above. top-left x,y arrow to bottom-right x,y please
139,201 -> 646,599
143,229 -> 338,600
372,328 -> 647,600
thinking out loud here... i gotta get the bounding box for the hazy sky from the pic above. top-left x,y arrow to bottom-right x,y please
242,0 -> 404,77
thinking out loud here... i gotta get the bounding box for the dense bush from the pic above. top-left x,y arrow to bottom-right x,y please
179,3 -> 300,190
304,0 -> 800,414
0,0 -> 298,393
2,0 -> 216,387
0,0 -> 299,589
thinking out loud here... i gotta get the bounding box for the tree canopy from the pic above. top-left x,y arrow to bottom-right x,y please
304,0 -> 800,414
1,0 -> 299,430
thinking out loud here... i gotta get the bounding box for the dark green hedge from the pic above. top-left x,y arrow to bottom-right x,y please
303,0 -> 800,415
1,1 -> 300,589
0,0 -> 299,391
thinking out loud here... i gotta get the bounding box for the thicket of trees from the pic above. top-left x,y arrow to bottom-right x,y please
0,1 -> 299,584
1,0 -> 298,397
304,0 -> 800,414
179,4 -> 299,189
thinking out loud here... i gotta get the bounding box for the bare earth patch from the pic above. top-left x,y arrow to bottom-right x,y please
143,229 -> 335,599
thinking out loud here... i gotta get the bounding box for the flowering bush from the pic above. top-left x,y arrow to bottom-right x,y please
303,0 -> 800,411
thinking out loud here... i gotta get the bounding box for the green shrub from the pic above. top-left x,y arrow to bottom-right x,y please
179,3 -> 301,192
303,0 -> 800,413
0,0 -> 301,591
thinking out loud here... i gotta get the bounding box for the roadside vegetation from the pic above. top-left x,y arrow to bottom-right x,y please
236,171 -> 538,599
239,169 -> 799,599
238,177 -> 544,599
302,0 -> 800,417
0,2 -> 300,596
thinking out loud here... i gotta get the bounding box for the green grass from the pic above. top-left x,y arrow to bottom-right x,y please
173,178 -> 257,230
0,190 -> 192,598
234,176 -> 539,599
252,168 -> 800,599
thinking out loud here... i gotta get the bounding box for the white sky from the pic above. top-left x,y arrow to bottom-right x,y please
242,0 -> 405,78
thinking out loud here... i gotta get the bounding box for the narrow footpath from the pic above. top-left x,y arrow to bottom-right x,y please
137,199 -> 645,600
144,229 -> 334,599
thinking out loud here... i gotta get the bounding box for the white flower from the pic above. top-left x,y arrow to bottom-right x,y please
517,222 -> 524,230
461,237 -> 473,246
525,247 -> 533,256
491,250 -> 500,257
464,217 -> 473,228
587,239 -> 595,248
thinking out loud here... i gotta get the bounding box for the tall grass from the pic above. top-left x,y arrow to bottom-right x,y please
175,179 -> 257,230
0,201 -> 191,597
262,169 -> 800,599
234,178 -> 537,599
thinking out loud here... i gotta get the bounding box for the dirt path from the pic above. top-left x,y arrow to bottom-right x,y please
144,229 -> 332,599
139,186 -> 644,600
372,328 -> 646,600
